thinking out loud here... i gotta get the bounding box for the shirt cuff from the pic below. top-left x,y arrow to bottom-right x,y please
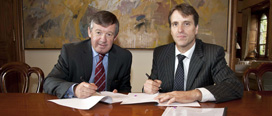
197,88 -> 216,102
64,84 -> 77,98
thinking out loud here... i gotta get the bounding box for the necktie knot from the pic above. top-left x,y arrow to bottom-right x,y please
99,54 -> 105,60
177,54 -> 186,62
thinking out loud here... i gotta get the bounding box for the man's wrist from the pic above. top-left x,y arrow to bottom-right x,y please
194,89 -> 202,101
73,84 -> 78,97
196,88 -> 216,102
64,84 -> 77,98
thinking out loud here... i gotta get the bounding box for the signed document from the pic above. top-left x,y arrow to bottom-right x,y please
48,92 -> 200,110
48,91 -> 127,110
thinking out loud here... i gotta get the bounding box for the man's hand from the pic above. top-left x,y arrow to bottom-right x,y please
154,89 -> 202,104
112,89 -> 118,93
143,79 -> 162,94
74,82 -> 98,98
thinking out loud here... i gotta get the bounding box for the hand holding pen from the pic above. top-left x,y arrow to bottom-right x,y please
79,76 -> 118,95
74,76 -> 98,98
144,73 -> 162,94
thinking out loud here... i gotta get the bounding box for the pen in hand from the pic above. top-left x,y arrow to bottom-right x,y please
145,73 -> 162,90
80,76 -> 100,94
145,73 -> 152,80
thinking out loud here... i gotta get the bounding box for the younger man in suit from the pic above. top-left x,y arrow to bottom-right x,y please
143,3 -> 243,103
44,11 -> 132,98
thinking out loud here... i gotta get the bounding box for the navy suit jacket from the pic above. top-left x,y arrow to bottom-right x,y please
43,39 -> 132,98
150,39 -> 243,103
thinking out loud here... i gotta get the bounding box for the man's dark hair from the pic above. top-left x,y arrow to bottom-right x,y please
89,11 -> 119,37
168,3 -> 199,27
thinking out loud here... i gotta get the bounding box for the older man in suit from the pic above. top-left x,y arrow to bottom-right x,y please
44,11 -> 132,98
143,3 -> 243,103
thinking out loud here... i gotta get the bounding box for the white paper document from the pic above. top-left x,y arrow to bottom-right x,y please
99,91 -> 128,103
48,92 -> 200,110
121,93 -> 200,107
162,107 -> 226,116
48,91 -> 127,110
120,93 -> 158,104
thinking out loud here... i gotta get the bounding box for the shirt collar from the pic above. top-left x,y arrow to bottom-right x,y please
175,43 -> 196,59
91,46 -> 109,57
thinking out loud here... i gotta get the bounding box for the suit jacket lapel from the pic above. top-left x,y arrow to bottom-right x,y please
107,45 -> 117,90
186,39 -> 204,90
163,43 -> 175,91
80,39 -> 93,81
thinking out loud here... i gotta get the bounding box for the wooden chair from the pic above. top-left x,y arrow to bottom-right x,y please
243,63 -> 272,91
0,62 -> 44,93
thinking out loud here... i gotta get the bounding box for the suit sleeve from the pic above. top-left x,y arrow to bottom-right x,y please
205,47 -> 243,103
43,45 -> 75,98
150,48 -> 159,80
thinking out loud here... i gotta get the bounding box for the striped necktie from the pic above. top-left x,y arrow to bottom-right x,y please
94,54 -> 106,91
173,54 -> 186,91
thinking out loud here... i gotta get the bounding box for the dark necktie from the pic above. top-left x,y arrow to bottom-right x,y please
173,54 -> 186,91
94,54 -> 106,91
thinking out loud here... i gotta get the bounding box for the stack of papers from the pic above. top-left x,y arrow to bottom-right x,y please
48,92 -> 127,110
48,92 -> 200,110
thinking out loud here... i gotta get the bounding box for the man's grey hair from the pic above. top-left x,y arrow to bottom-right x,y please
88,11 -> 119,37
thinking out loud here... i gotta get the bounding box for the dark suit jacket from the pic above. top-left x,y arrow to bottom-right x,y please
43,39 -> 132,98
150,39 -> 243,103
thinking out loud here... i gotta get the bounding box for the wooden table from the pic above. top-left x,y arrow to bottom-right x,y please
0,91 -> 271,116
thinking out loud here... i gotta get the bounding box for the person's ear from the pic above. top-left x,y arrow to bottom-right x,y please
88,27 -> 92,38
195,25 -> 199,34
113,33 -> 118,41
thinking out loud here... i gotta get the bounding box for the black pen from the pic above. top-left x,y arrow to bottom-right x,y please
145,73 -> 153,80
145,73 -> 162,90
80,76 -> 101,93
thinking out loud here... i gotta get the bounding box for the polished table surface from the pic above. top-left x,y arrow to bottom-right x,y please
0,91 -> 271,116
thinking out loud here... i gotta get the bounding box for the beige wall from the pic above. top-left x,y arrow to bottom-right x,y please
25,49 -> 229,93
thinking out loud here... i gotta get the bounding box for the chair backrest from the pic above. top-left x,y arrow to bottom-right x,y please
0,62 -> 44,93
243,63 -> 272,91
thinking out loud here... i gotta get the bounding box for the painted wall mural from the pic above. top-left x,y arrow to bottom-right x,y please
23,0 -> 229,49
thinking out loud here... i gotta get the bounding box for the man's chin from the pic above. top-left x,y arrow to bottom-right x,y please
97,49 -> 109,54
176,42 -> 187,47
95,45 -> 112,54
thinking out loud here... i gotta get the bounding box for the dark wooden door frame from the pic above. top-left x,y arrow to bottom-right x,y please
230,0 -> 237,71
14,0 -> 24,62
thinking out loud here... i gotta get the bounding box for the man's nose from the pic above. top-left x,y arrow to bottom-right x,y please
100,34 -> 107,42
178,25 -> 184,33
